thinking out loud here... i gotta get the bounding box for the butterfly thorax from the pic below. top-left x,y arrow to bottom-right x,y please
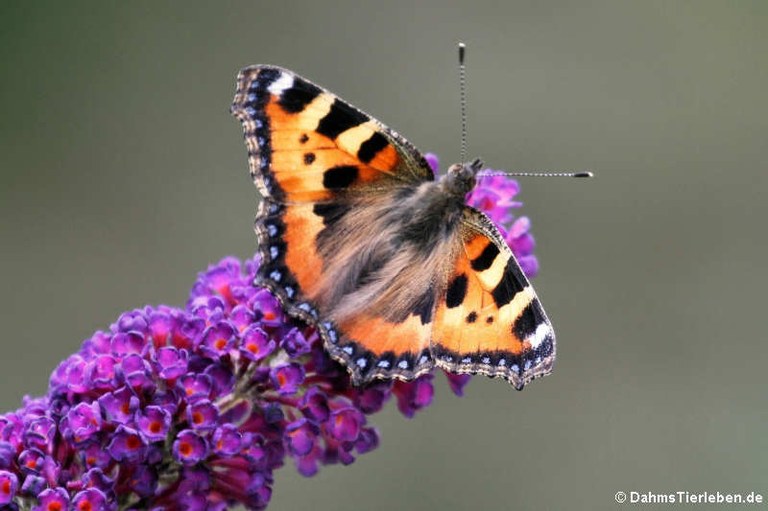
439,158 -> 483,199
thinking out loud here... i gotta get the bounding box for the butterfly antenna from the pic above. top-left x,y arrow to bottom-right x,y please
458,42 -> 468,167
492,171 -> 595,177
478,171 -> 594,178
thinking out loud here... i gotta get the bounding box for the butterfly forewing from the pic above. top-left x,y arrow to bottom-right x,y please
231,65 -> 433,203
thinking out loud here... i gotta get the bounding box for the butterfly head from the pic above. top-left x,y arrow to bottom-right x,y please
442,158 -> 483,198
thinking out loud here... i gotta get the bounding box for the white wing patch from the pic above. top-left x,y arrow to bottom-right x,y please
267,73 -> 294,96
528,322 -> 552,349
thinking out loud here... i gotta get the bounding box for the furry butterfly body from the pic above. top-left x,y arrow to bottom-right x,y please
231,66 -> 555,389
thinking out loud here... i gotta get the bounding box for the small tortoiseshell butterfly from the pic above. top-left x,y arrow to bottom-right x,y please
231,66 -> 555,389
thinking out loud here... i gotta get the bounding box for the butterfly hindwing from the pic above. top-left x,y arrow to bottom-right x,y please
432,208 -> 556,390
332,311 -> 435,384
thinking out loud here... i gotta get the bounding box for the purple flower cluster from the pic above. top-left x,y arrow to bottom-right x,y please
0,155 -> 538,510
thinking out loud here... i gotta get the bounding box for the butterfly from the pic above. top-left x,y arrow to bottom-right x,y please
230,66 -> 555,389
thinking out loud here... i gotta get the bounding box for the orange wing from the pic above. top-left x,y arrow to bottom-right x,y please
230,65 -> 433,203
431,209 -> 556,390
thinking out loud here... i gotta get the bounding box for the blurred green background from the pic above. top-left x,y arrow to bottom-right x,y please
2,1 -> 767,509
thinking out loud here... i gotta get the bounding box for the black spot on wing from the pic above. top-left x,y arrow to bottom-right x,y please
513,299 -> 544,340
303,152 -> 315,165
323,165 -> 359,189
466,311 -> 477,323
491,259 -> 526,307
357,132 -> 389,164
446,274 -> 468,308
316,99 -> 369,139
470,242 -> 499,271
299,133 -> 309,144
312,202 -> 351,226
277,77 -> 322,113
413,287 -> 435,325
